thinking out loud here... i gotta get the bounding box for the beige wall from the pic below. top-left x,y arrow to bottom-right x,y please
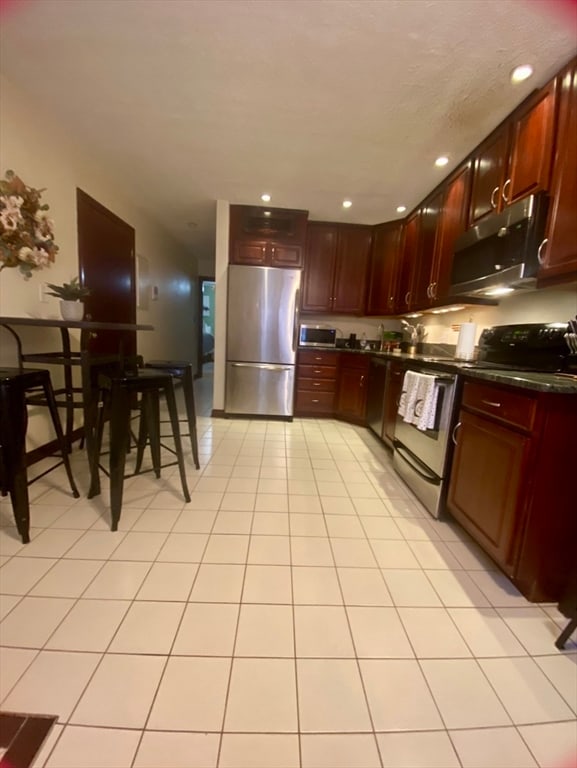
0,75 -> 198,446
213,200 -> 229,412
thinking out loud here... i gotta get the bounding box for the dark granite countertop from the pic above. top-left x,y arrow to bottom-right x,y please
297,346 -> 577,394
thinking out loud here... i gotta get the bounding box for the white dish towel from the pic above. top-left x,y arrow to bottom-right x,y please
398,371 -> 440,431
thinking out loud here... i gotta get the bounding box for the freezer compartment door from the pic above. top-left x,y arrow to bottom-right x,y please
227,265 -> 300,365
225,362 -> 295,417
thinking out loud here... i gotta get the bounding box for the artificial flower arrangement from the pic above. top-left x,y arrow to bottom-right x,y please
0,169 -> 59,279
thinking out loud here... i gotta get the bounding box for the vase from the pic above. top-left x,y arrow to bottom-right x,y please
60,300 -> 84,322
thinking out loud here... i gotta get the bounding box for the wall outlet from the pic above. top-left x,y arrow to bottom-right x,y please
151,285 -> 159,301
38,283 -> 48,303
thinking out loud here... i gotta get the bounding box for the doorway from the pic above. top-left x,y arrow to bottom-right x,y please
77,188 -> 136,358
196,277 -> 215,379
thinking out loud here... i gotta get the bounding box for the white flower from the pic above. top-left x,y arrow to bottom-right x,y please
0,210 -> 20,231
18,246 -> 35,263
34,209 -> 51,223
35,226 -> 52,242
4,195 -> 24,214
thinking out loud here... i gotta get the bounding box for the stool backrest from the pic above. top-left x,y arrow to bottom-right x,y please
0,325 -> 24,371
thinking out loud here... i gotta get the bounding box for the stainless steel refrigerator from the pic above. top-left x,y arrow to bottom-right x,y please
225,264 -> 300,417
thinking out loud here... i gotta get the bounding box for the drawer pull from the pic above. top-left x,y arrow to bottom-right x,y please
314,369 -> 322,374
314,357 -> 322,361
313,382 -> 321,386
312,399 -> 319,403
482,400 -> 501,408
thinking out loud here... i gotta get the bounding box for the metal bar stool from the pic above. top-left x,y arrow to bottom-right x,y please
143,360 -> 200,469
0,368 -> 80,543
88,368 -> 190,531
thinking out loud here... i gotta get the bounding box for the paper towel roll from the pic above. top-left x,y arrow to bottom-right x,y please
456,322 -> 477,360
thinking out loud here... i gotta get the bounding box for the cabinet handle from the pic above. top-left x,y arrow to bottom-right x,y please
452,421 -> 462,445
537,237 -> 548,266
392,370 -> 402,377
314,369 -> 322,374
426,283 -> 432,298
502,178 -> 511,204
312,399 -> 320,403
490,186 -> 499,209
404,291 -> 411,306
360,375 -> 365,386
262,247 -> 266,254
313,382 -> 321,386
481,400 -> 501,408
431,281 -> 437,299
314,357 -> 322,361
271,247 -> 275,255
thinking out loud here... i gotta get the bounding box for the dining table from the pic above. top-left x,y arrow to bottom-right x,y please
0,316 -> 154,477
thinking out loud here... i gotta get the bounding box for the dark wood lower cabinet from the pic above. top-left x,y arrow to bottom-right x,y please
447,379 -> 577,602
335,356 -> 370,423
447,410 -> 529,575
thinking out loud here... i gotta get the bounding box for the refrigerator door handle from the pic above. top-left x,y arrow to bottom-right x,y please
230,362 -> 293,371
292,288 -> 300,354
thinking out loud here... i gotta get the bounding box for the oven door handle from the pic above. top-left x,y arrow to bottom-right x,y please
393,442 -> 441,485
410,369 -> 455,383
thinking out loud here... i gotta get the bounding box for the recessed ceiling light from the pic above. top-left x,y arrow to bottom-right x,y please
342,200 -> 352,208
511,65 -> 533,84
396,205 -> 407,213
261,193 -> 271,202
435,156 -> 449,168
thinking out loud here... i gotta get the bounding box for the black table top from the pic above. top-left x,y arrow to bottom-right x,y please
0,316 -> 153,331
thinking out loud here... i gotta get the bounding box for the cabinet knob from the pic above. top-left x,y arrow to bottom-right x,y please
481,400 -> 501,408
404,291 -> 411,306
537,237 -> 548,266
431,281 -> 437,299
501,178 -> 511,204
490,186 -> 499,209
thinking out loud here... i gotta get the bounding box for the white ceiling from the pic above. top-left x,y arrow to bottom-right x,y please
1,0 -> 576,264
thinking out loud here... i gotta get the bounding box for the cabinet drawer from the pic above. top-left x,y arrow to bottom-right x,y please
298,364 -> 338,380
296,378 -> 336,393
340,352 -> 371,370
298,350 -> 339,367
462,380 -> 537,431
295,390 -> 335,413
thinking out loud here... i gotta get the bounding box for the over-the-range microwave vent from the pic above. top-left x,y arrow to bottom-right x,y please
449,193 -> 549,298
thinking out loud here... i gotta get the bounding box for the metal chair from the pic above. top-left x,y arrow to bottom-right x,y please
0,361 -> 80,542
88,366 -> 190,531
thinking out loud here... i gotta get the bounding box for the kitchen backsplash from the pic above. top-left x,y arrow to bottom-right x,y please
301,286 -> 577,347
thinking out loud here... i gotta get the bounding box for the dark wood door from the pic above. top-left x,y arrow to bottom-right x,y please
333,226 -> 372,314
366,222 -> 403,315
336,362 -> 369,422
431,163 -> 472,300
270,243 -> 303,268
383,362 -> 404,445
447,409 -> 529,573
77,189 -> 136,357
469,126 -> 509,225
507,81 -> 557,204
231,241 -> 268,265
539,60 -> 577,284
396,212 -> 420,312
413,191 -> 443,307
301,223 -> 337,312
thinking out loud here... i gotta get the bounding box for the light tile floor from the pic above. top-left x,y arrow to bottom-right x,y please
0,371 -> 576,768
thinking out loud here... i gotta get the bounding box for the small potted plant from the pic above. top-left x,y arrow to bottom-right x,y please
46,276 -> 91,321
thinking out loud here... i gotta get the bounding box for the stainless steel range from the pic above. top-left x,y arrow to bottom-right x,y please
392,322 -> 573,519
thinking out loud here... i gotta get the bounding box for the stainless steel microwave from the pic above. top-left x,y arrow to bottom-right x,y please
299,325 -> 337,347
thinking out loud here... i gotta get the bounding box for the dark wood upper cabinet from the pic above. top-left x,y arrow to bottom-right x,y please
229,205 -> 308,268
430,162 -> 472,301
301,223 -> 338,312
366,221 -> 404,315
333,226 -> 373,314
506,80 -> 557,204
412,190 -> 443,307
538,59 -> 577,285
302,223 -> 372,314
396,212 -> 421,312
469,81 -> 557,227
469,125 -> 510,226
